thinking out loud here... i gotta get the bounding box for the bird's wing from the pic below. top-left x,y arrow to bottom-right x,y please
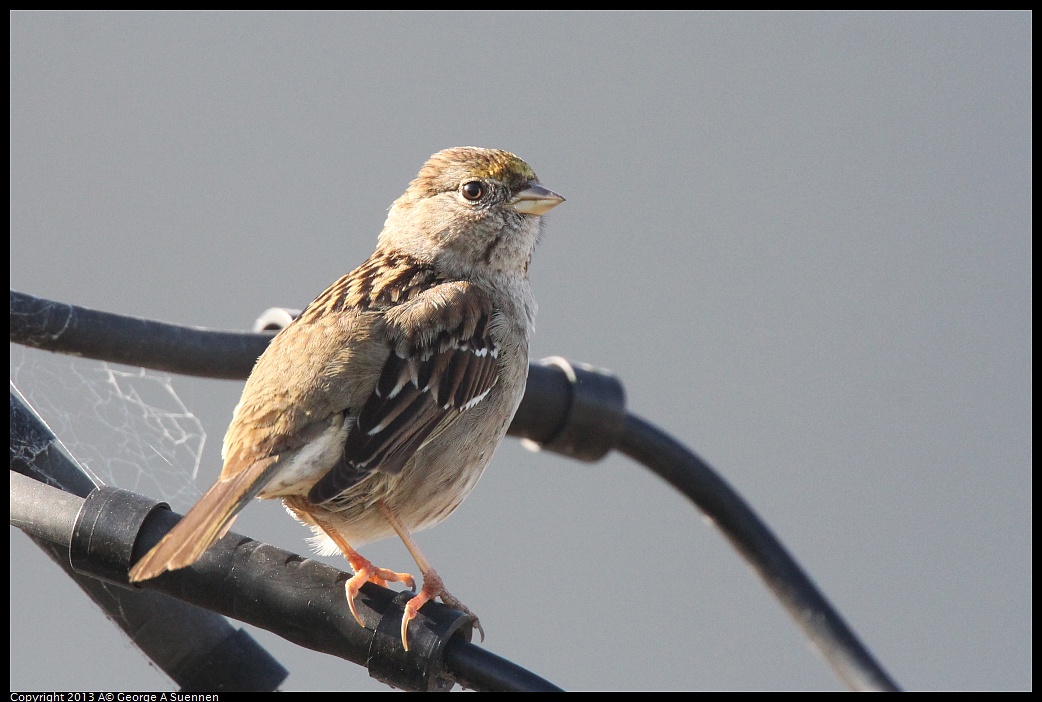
129,272 -> 384,582
307,281 -> 500,505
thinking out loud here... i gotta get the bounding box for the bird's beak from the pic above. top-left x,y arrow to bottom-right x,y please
509,184 -> 565,216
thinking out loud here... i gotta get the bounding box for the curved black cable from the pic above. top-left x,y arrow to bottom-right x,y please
8,290 -> 603,449
617,413 -> 900,692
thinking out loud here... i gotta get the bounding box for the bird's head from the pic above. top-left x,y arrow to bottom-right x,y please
379,147 -> 564,281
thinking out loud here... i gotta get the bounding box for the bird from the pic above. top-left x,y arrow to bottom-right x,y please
128,146 -> 564,650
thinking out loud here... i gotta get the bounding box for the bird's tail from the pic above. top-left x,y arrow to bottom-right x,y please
128,457 -> 279,582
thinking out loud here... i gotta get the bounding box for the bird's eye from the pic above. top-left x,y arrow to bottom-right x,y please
460,181 -> 485,201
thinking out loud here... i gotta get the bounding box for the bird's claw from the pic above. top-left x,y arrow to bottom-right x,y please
344,561 -> 416,629
399,571 -> 482,650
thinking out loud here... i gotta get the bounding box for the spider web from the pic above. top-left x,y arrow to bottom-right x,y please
10,344 -> 207,510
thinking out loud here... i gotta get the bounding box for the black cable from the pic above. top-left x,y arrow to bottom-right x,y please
9,392 -> 288,692
9,468 -> 562,692
10,289 -> 267,379
443,639 -> 564,692
8,290 -> 613,453
616,412 -> 901,692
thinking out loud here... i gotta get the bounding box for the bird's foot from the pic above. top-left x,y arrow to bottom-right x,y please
400,568 -> 484,651
344,554 -> 416,629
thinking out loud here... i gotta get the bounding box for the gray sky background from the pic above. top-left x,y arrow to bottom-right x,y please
10,12 -> 1031,691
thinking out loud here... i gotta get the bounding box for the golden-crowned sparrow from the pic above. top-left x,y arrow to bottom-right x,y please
128,147 -> 564,649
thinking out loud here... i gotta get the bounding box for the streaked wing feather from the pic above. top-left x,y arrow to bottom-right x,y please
307,283 -> 499,506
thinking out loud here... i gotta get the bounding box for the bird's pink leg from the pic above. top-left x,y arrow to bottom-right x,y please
377,501 -> 484,651
284,497 -> 415,629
